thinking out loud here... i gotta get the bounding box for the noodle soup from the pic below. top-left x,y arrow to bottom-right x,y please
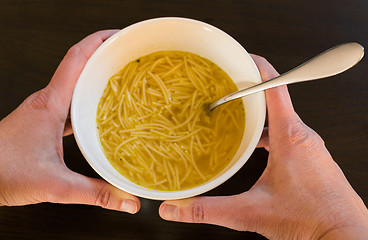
97,51 -> 245,191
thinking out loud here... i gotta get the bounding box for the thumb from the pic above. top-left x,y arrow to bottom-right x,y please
250,54 -> 297,124
48,30 -> 119,109
50,170 -> 140,214
159,192 -> 262,232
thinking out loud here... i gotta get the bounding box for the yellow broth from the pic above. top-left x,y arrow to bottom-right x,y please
97,51 -> 245,191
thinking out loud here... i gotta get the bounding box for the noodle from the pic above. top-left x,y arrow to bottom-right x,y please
97,51 -> 245,191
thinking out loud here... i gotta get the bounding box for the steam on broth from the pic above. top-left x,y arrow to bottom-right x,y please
97,51 -> 245,191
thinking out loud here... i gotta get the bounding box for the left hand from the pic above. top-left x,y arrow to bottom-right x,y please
0,30 -> 140,214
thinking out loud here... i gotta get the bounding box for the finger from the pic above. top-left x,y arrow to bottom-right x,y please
256,127 -> 269,151
49,170 -> 140,214
48,30 -> 120,108
159,193 -> 261,232
250,54 -> 297,124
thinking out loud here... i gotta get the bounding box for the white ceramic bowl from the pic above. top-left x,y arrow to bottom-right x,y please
71,17 -> 266,200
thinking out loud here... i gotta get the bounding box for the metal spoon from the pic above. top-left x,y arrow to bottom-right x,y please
208,42 -> 364,111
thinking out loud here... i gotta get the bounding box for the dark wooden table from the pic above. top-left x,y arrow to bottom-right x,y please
0,0 -> 367,239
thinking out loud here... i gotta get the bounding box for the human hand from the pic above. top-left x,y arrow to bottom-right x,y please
0,30 -> 140,214
159,55 -> 368,239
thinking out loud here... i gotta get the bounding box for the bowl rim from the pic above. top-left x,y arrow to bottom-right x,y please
71,17 -> 266,200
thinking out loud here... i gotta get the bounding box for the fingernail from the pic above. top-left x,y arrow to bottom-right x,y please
121,199 -> 137,214
161,204 -> 178,221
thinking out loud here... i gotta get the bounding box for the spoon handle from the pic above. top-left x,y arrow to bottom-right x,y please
209,42 -> 364,111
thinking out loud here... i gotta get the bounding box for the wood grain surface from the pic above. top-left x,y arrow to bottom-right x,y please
0,0 -> 367,239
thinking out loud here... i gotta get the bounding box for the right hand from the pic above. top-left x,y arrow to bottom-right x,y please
159,55 -> 368,239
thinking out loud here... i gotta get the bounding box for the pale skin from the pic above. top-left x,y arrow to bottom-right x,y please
0,30 -> 140,214
159,55 -> 368,239
0,31 -> 367,239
